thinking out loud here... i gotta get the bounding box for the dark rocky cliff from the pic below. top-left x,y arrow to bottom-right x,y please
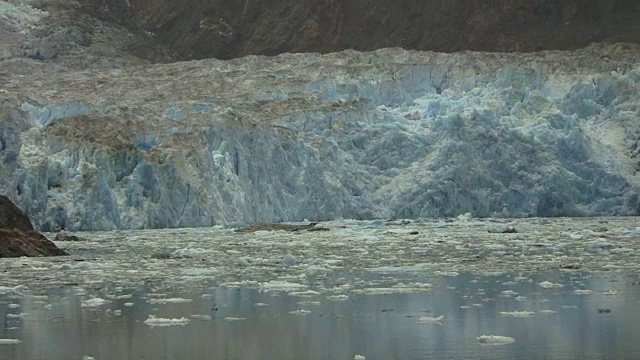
0,196 -> 68,257
81,0 -> 640,60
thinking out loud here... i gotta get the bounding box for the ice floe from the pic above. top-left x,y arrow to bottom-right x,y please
0,339 -> 22,345
81,298 -> 110,308
499,311 -> 536,318
147,298 -> 193,304
144,316 -> 190,327
417,315 -> 444,324
477,335 -> 515,345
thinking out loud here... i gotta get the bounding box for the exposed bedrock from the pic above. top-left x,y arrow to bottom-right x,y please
1,44 -> 640,230
0,195 -> 68,257
80,0 -> 640,60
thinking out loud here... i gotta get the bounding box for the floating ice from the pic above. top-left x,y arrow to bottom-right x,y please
477,335 -> 515,345
7,304 -> 20,309
327,295 -> 349,301
288,290 -> 321,297
436,271 -> 460,277
171,248 -> 210,259
0,286 -> 26,295
259,281 -> 307,292
354,355 -> 366,360
224,317 -> 246,321
539,310 -> 557,314
289,310 -> 311,316
180,268 -> 218,276
144,316 -> 190,327
6,313 -> 26,318
573,289 -> 593,295
499,311 -> 535,318
81,298 -> 110,308
539,281 -> 564,289
0,339 -> 22,345
147,298 -> 193,304
417,315 -> 444,324
191,315 -> 212,320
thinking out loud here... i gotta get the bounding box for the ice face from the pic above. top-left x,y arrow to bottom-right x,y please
2,44 -> 640,230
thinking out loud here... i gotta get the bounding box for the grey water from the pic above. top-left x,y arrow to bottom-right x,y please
1,272 -> 639,360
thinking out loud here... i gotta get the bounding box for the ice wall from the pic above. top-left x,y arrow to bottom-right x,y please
2,44 -> 639,230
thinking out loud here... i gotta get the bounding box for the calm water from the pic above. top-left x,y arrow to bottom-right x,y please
1,272 -> 639,360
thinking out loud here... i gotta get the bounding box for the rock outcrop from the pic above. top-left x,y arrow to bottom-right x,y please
80,0 -> 640,60
0,195 -> 68,257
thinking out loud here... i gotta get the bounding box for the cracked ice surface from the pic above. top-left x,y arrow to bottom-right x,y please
1,44 -> 640,230
0,217 -> 639,299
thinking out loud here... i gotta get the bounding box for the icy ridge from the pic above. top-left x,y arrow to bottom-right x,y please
1,44 -> 640,230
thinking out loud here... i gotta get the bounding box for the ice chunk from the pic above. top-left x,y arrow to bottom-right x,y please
289,310 -> 311,316
539,281 -> 563,289
81,298 -> 110,308
539,310 -> 557,314
180,268 -> 218,276
288,290 -> 321,297
191,314 -> 212,320
477,335 -> 515,345
144,316 -> 190,327
499,311 -> 535,318
573,289 -> 592,295
0,286 -> 26,295
60,262 -> 112,271
0,339 -> 22,345
259,281 -> 307,292
147,298 -> 193,304
171,248 -> 210,259
224,317 -> 246,321
417,315 -> 444,324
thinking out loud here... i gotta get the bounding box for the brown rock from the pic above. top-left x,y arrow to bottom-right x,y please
0,195 -> 68,258
81,0 -> 640,61
0,195 -> 35,231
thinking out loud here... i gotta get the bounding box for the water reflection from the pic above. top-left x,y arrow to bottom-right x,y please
1,272 -> 639,360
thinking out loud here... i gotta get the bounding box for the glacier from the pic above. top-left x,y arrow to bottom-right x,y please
1,43 -> 640,231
